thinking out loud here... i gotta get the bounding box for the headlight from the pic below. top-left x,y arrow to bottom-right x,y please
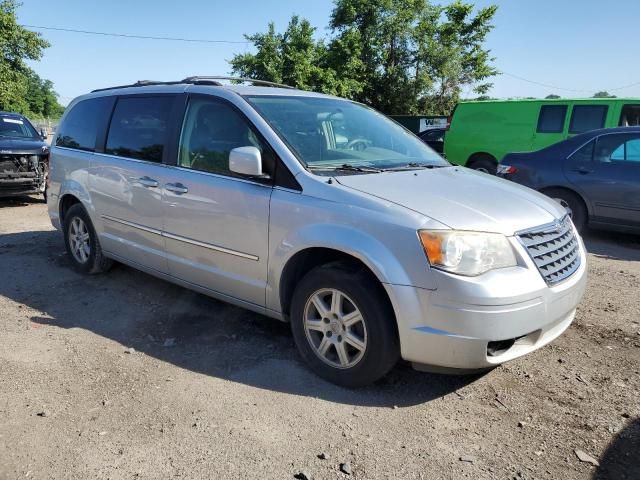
418,230 -> 517,276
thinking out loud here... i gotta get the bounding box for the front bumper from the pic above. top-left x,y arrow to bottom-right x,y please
0,175 -> 45,197
385,235 -> 588,369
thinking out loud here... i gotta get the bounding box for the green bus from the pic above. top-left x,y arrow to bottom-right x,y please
444,98 -> 640,173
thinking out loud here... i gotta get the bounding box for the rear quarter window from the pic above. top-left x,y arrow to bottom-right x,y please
537,105 -> 567,133
569,105 -> 608,134
56,97 -> 113,151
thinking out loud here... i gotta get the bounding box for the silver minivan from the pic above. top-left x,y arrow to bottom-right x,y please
48,77 -> 587,387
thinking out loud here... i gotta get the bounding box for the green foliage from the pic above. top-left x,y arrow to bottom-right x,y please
230,0 -> 497,115
0,0 -> 64,118
545,94 -> 561,99
592,91 -> 616,98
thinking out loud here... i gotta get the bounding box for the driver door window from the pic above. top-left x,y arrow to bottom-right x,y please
178,98 -> 268,176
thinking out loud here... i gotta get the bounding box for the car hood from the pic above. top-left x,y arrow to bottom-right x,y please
335,166 -> 566,235
0,137 -> 48,154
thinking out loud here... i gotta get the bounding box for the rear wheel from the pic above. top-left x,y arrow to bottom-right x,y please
542,188 -> 587,233
467,154 -> 497,175
63,203 -> 113,274
290,264 -> 399,387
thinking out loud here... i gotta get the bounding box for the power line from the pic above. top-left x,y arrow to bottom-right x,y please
608,80 -> 640,91
21,24 -> 640,94
499,71 -> 591,93
21,24 -> 249,45
500,71 -> 640,94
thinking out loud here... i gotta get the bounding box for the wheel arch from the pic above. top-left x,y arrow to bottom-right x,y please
59,193 -> 82,224
57,178 -> 96,225
278,247 -> 392,318
466,152 -> 498,168
539,185 -> 592,216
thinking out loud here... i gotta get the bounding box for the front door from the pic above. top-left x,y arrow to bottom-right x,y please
162,95 -> 273,306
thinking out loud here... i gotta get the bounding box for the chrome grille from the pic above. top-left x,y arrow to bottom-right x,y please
518,216 -> 581,284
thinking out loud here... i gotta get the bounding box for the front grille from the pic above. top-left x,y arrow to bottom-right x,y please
518,216 -> 581,285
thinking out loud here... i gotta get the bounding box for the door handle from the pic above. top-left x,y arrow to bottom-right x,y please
165,182 -> 189,194
572,167 -> 594,175
137,176 -> 159,188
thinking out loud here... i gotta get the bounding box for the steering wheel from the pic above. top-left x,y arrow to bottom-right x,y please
347,138 -> 369,151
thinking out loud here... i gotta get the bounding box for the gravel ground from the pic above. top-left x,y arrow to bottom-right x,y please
0,197 -> 638,480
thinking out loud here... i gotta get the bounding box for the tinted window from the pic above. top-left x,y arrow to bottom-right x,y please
569,139 -> 594,163
569,105 -> 608,134
178,98 -> 271,176
56,97 -> 112,151
105,96 -> 173,162
537,105 -> 567,133
619,104 -> 640,126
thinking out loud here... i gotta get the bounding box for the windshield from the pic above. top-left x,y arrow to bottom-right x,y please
0,115 -> 39,139
245,95 -> 448,171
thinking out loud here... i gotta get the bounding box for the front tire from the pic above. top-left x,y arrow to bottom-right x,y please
63,203 -> 113,274
290,264 -> 399,387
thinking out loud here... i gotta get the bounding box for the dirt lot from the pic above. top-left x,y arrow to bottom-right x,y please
0,198 -> 638,480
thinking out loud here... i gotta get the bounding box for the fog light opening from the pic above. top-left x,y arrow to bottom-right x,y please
487,339 -> 516,357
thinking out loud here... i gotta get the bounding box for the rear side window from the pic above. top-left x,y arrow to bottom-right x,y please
537,105 -> 567,133
56,97 -> 112,151
569,105 -> 608,134
105,96 -> 173,163
569,139 -> 594,163
619,104 -> 640,126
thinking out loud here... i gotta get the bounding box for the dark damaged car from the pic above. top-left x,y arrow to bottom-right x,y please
0,111 -> 50,199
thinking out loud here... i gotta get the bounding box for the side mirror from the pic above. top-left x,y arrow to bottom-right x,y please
40,128 -> 48,139
229,146 -> 270,179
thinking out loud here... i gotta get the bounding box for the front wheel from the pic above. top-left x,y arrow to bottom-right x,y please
290,264 -> 399,387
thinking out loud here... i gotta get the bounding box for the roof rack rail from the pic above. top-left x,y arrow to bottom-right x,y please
182,76 -> 295,89
91,76 -> 295,93
91,79 -> 188,93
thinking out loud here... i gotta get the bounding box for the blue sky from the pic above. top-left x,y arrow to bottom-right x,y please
17,0 -> 640,105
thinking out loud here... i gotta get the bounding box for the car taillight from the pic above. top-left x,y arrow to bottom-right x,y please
497,164 -> 518,175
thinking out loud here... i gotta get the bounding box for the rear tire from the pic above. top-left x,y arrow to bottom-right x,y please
542,188 -> 587,233
467,154 -> 497,175
63,203 -> 113,274
290,264 -> 399,388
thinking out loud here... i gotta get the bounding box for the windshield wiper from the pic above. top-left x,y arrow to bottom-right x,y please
383,162 -> 447,171
308,163 -> 382,173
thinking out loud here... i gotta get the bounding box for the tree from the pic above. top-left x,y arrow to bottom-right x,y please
545,94 -> 561,99
230,0 -> 498,115
0,0 -> 64,117
230,16 -> 358,97
592,91 -> 616,98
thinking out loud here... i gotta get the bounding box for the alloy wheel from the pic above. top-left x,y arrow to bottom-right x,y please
303,288 -> 368,369
69,217 -> 91,264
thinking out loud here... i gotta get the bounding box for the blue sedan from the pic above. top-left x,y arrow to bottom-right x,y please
498,126 -> 640,233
